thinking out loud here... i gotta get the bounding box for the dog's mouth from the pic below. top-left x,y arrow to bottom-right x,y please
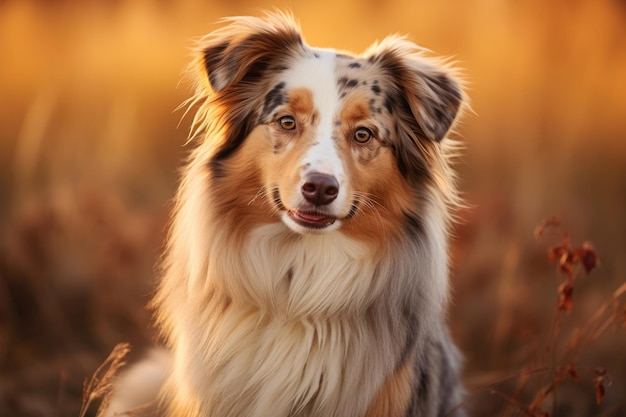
273,187 -> 358,231
286,209 -> 337,229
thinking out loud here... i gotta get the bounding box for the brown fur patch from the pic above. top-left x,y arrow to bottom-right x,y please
209,126 -> 276,250
340,93 -> 372,126
288,87 -> 316,117
334,90 -> 420,250
339,149 -> 417,251
365,350 -> 416,417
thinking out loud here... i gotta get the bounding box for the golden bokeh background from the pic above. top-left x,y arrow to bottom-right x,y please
1,1 -> 625,416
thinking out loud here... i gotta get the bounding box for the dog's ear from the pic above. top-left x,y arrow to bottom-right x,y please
368,37 -> 464,143
198,13 -> 304,93
190,13 -> 306,164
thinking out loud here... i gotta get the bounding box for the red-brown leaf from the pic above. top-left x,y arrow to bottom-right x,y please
594,377 -> 606,405
548,243 -> 569,263
593,369 -> 611,405
578,242 -> 599,274
559,257 -> 574,276
557,281 -> 574,313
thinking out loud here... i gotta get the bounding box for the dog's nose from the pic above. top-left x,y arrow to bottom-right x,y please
301,173 -> 339,206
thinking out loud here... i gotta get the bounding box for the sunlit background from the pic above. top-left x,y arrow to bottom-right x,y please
1,1 -> 625,416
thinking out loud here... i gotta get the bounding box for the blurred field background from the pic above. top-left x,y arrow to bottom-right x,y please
1,0 -> 625,416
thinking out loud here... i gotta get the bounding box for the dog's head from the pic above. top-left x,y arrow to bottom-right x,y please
191,12 -> 465,242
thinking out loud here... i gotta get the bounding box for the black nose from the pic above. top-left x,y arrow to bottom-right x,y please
301,173 -> 339,206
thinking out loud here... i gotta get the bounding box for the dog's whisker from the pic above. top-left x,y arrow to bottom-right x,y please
248,186 -> 269,206
353,191 -> 386,232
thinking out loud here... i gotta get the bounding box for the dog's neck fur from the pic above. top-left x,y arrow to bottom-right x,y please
213,224 -> 392,317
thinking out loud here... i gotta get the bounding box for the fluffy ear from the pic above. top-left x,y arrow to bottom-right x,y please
198,13 -> 305,93
367,37 -> 465,143
189,13 -> 306,164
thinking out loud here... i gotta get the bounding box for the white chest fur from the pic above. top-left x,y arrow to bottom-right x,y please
173,225 -> 406,417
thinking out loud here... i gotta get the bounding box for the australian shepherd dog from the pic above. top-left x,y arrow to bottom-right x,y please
103,11 -> 468,417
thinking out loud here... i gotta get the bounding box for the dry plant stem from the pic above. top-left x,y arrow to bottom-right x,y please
539,265 -> 581,416
545,301 -> 563,417
487,389 -> 539,417
55,370 -> 67,417
548,264 -> 582,416
527,371 -> 567,415
458,219 -> 625,416
502,369 -> 533,417
525,282 -> 626,414
568,282 -> 626,364
527,283 -> 626,414
79,343 -> 131,417
445,367 -> 549,417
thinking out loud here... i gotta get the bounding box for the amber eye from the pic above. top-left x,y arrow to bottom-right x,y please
354,127 -> 373,144
278,116 -> 296,130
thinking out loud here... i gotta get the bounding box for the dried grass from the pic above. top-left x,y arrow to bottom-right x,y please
450,218 -> 626,416
79,343 -> 131,417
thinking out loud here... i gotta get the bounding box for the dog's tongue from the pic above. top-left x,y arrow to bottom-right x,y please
298,212 -> 328,222
289,210 -> 336,228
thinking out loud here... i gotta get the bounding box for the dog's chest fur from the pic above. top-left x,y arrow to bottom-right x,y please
174,225 -> 411,417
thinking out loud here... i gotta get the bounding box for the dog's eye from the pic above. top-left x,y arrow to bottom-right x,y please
354,127 -> 373,144
278,116 -> 296,131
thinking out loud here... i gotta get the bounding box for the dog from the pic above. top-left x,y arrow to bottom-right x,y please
102,11 -> 467,417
